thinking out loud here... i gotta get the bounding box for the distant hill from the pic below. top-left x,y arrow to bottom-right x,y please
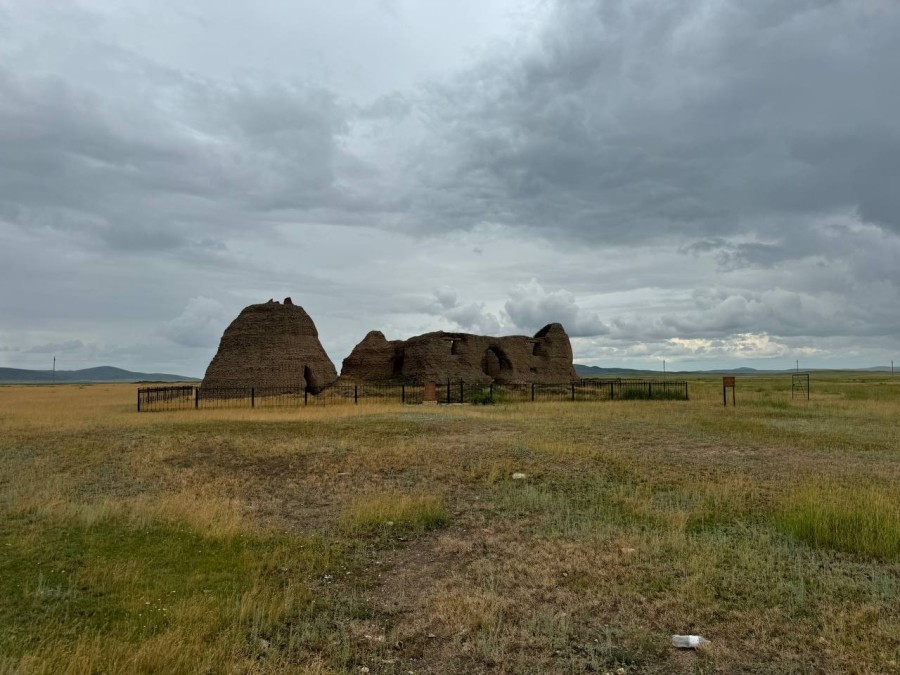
0,366 -> 198,384
574,364 -> 894,376
574,365 -> 653,376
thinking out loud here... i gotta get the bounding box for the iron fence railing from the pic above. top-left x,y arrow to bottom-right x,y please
137,379 -> 689,412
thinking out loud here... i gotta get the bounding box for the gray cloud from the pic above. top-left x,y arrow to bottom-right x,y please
164,297 -> 228,348
421,288 -> 505,335
1,0 -> 900,373
0,51 -> 374,257
401,0 -> 900,244
505,280 -> 608,337
25,339 -> 84,354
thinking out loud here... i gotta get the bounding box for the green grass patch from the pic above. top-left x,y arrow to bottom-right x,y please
777,484 -> 900,559
495,469 -> 760,537
0,511 -> 336,669
339,492 -> 449,535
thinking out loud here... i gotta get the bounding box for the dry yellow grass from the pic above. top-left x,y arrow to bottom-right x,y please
1,376 -> 899,673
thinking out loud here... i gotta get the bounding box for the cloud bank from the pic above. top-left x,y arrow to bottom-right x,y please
0,0 -> 898,373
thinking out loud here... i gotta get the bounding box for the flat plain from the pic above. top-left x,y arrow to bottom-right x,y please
1,374 -> 898,674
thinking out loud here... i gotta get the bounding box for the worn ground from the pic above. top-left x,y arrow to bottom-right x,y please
1,375 -> 899,674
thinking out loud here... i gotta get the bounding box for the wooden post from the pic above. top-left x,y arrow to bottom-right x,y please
723,377 -> 735,407
648,382 -> 653,399
304,386 -> 308,405
354,384 -> 358,404
446,379 -> 450,404
459,379 -> 464,404
489,382 -> 493,402
531,383 -> 535,401
570,382 -> 575,401
251,388 -> 255,408
401,384 -> 405,404
195,387 -> 199,409
137,389 -> 141,412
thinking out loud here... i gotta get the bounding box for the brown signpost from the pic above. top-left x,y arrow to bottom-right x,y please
723,376 -> 736,406
423,381 -> 437,404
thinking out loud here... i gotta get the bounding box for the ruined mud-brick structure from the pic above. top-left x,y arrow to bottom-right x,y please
341,324 -> 577,385
202,298 -> 337,392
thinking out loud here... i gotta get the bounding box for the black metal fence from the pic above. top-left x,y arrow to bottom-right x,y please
137,379 -> 689,412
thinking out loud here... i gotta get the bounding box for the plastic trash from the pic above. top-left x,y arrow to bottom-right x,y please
671,635 -> 709,649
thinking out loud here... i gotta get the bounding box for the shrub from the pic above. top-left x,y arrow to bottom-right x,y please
618,387 -> 652,400
617,385 -> 686,400
471,391 -> 495,405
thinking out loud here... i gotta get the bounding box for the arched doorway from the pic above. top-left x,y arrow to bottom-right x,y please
482,346 -> 512,378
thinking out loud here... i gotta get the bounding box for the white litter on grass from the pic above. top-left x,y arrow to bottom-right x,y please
511,472 -> 527,480
671,635 -> 709,649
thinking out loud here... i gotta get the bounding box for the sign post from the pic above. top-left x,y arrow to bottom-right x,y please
423,381 -> 436,405
723,376 -> 736,407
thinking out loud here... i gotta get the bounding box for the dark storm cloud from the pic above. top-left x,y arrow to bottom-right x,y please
404,0 -> 900,243
0,52 -> 378,256
5,0 -> 898,253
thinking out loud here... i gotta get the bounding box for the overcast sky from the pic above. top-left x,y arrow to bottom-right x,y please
2,0 -> 899,376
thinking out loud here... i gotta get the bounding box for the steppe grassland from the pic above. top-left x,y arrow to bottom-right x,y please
0,375 -> 898,674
